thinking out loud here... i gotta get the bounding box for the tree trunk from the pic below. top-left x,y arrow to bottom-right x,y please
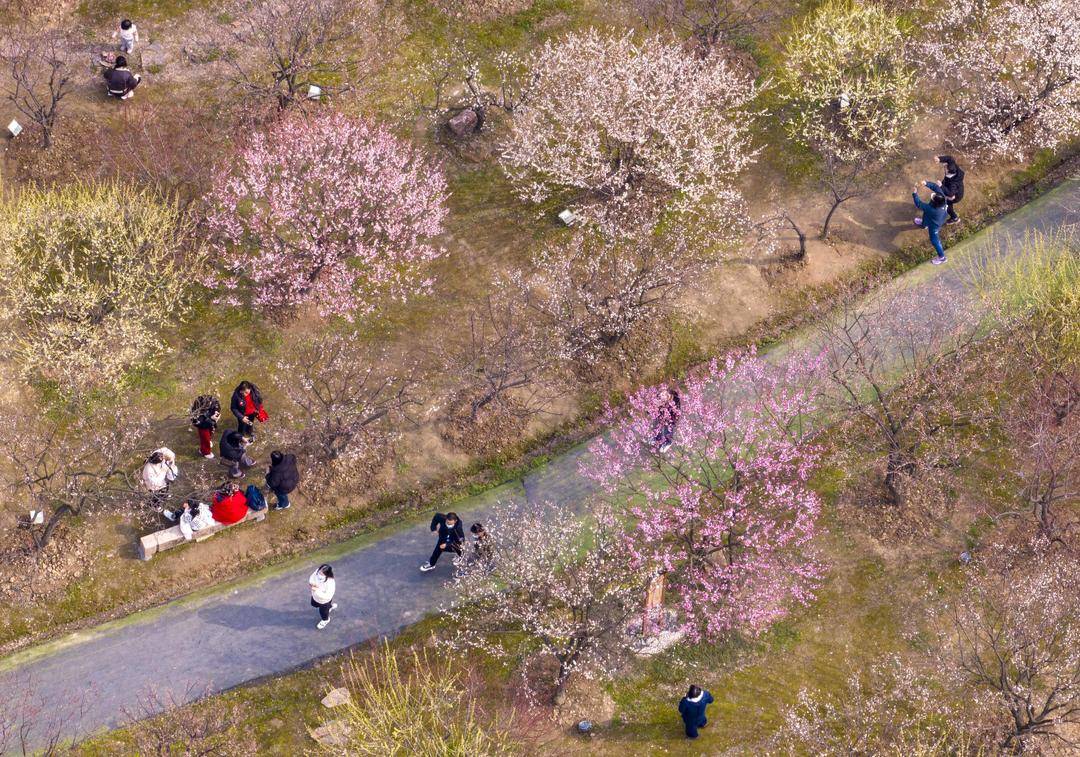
820,195 -> 848,239
33,504 -> 75,551
553,667 -> 571,705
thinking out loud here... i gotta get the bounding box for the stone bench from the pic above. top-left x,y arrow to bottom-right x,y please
138,508 -> 266,561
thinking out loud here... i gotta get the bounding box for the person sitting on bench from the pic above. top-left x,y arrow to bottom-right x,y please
104,56 -> 141,99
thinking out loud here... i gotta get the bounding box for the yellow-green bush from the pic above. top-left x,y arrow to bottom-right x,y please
0,182 -> 196,394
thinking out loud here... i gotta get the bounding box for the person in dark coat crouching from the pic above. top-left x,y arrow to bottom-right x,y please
220,429 -> 254,479
420,512 -> 464,572
678,685 -> 714,739
265,450 -> 300,511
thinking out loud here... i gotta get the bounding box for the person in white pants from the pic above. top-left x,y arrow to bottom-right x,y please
309,564 -> 337,630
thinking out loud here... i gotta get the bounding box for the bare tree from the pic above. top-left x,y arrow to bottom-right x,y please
633,0 -> 774,55
412,45 -> 534,135
210,0 -> 395,112
941,536 -> 1080,753
274,330 -> 421,476
0,674 -> 90,756
817,285 -> 988,507
0,404 -> 146,552
120,685 -> 255,756
0,30 -> 73,149
440,294 -> 561,452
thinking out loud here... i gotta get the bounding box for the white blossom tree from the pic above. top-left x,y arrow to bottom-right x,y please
775,0 -> 917,238
923,0 -> 1080,159
501,29 -> 758,235
449,502 -> 651,703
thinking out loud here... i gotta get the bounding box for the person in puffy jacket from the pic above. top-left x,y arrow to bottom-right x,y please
104,56 -> 141,99
230,381 -> 266,437
265,450 -> 300,511
140,447 -> 178,511
220,430 -> 254,479
210,483 -> 249,525
190,395 -> 221,459
678,685 -> 714,739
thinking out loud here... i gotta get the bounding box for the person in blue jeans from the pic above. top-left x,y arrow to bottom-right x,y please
678,685 -> 714,739
912,185 -> 949,265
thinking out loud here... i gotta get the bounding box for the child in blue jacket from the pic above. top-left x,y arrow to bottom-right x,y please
678,685 -> 714,738
912,185 -> 949,264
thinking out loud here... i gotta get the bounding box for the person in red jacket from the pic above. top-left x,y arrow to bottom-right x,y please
210,482 -> 249,525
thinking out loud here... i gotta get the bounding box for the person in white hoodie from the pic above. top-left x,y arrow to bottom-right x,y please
308,564 -> 337,630
140,447 -> 178,511
164,498 -> 217,540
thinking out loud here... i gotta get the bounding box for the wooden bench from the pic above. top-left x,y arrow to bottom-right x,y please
138,509 -> 267,561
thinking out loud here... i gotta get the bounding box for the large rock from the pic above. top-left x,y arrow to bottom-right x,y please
321,687 -> 351,708
308,718 -> 350,747
447,108 -> 478,137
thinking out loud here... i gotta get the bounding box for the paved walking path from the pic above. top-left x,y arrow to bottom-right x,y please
1,179 -> 1077,751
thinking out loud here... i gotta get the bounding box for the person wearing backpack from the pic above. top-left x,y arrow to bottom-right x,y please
265,450 -> 300,511
190,395 -> 221,459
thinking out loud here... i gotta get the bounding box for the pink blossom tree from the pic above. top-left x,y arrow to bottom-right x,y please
922,0 -> 1080,159
205,111 -> 448,321
585,350 -> 825,640
501,29 -> 758,235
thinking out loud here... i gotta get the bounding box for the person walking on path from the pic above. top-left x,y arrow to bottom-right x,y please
420,512 -> 464,572
924,155 -> 965,225
912,185 -> 949,265
190,395 -> 221,459
265,451 -> 299,511
220,429 -> 255,479
140,447 -> 178,512
113,19 -> 139,53
230,381 -> 267,438
309,565 -> 337,630
678,685 -> 714,739
103,56 -> 141,99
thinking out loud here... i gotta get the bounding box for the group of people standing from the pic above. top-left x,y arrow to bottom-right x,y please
137,380 -> 301,542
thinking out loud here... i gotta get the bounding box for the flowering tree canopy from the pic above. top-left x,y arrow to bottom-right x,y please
205,111 -> 448,321
585,351 -> 825,640
776,0 -> 916,237
923,0 -> 1080,159
0,182 -> 193,394
501,29 -> 758,234
449,502 -> 650,702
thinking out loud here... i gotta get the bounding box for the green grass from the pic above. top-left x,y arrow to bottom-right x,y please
77,0 -> 212,22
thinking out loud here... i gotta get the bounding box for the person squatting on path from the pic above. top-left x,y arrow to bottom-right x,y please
925,154 -> 965,225
164,498 -> 217,540
113,18 -> 139,53
309,564 -> 338,630
265,450 -> 300,511
470,522 -> 491,561
654,386 -> 682,453
190,394 -> 221,459
140,447 -> 178,512
220,429 -> 255,478
678,685 -> 714,739
231,381 -> 267,438
104,56 -> 141,99
912,184 -> 949,265
420,512 -> 464,572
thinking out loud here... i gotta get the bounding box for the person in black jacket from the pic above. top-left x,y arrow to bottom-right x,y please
923,155 -> 965,225
190,395 -> 221,459
103,56 -> 141,99
230,381 -> 266,437
265,450 -> 300,510
220,430 -> 254,479
420,512 -> 464,572
678,685 -> 714,739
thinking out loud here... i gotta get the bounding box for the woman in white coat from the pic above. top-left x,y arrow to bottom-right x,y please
140,447 -> 178,511
309,564 -> 337,630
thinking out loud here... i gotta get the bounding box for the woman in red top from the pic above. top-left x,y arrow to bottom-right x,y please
230,381 -> 267,437
210,483 -> 249,525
